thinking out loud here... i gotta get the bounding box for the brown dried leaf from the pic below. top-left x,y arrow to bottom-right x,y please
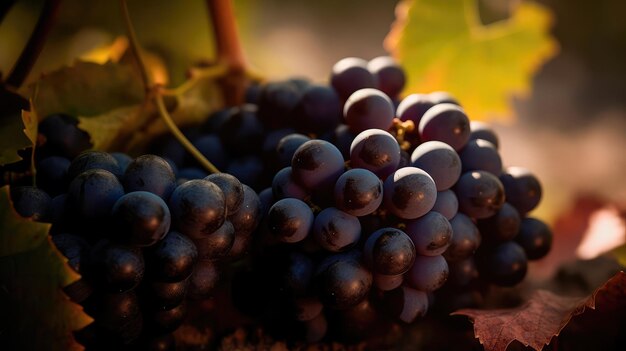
453,271 -> 626,351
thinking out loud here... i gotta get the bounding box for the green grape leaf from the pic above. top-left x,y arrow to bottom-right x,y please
0,86 -> 32,166
0,186 -> 93,350
386,0 -> 558,121
78,73 -> 223,153
22,60 -> 145,120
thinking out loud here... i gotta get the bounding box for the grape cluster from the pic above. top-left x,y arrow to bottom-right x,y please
10,117 -> 261,350
10,54 -> 552,348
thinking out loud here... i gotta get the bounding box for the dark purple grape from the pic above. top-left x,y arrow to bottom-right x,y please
36,156 -> 70,196
367,56 -> 405,99
405,211 -> 453,256
334,168 -> 383,217
443,213 -> 481,262
89,242 -> 144,292
228,184 -> 262,235
258,187 -> 273,216
92,291 -> 143,344
218,105 -> 265,156
37,114 -> 92,159
111,191 -> 171,247
364,227 -> 415,275
168,179 -> 226,239
373,273 -> 403,291
515,217 -> 552,260
343,88 -> 395,133
410,140 -> 462,191
122,154 -> 176,200
204,173 -> 244,214
350,129 -> 401,179
330,57 -> 377,101
499,166 -> 542,215
447,258 -> 479,287
459,139 -> 502,175
321,124 -> 356,160
9,186 -> 51,221
260,249 -> 314,296
144,279 -> 189,309
276,133 -> 311,169
312,207 -> 361,252
190,134 -> 228,170
330,297 -> 379,343
110,152 -> 133,173
294,297 -> 324,321
477,241 -> 527,286
68,169 -> 124,221
418,103 -> 470,151
267,198 -> 314,243
469,121 -> 499,148
406,254 -> 449,292
455,171 -> 505,219
383,167 -> 437,219
432,189 -> 459,220
187,260 -> 220,300
148,302 -> 187,333
291,139 -> 345,190
147,231 -> 198,282
262,128 -> 296,163
397,93 -> 435,128
294,85 -> 342,134
257,80 -> 301,127
272,166 -> 310,201
315,253 -> 372,309
226,155 -> 264,189
477,202 -> 521,243
67,151 -> 122,180
381,286 -> 429,323
193,220 -> 235,260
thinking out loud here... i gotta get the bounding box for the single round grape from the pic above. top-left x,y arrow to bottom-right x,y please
477,241 -> 527,286
276,133 -> 311,169
499,166 -> 542,215
262,128 -> 296,165
443,213 -> 481,262
37,114 -> 92,159
315,254 -> 372,309
350,129 -> 401,179
343,88 -> 395,133
405,211 -> 453,256
194,220 -> 235,260
294,297 -> 324,321
187,261 -> 220,300
418,103 -> 470,151
10,186 -> 51,222
312,207 -> 361,252
67,150 -> 122,180
406,254 -> 449,292
410,140 -> 462,191
111,191 -> 171,247
146,231 -> 198,282
367,56 -> 406,99
294,85 -> 342,134
122,154 -> 176,200
228,184 -> 262,235
447,257 -> 479,287
383,167 -> 437,219
459,139 -> 502,175
373,273 -> 403,291
291,139 -> 345,190
144,279 -> 189,310
272,166 -> 310,201
149,302 -> 187,333
455,171 -> 505,219
89,242 -> 144,292
334,168 -> 383,217
267,198 -> 314,243
257,80 -> 301,127
469,121 -> 499,148
431,189 -> 459,220
364,227 -> 415,275
477,202 -> 521,243
36,156 -> 70,196
204,173 -> 244,214
168,179 -> 226,239
515,217 -> 552,260
93,290 -> 143,344
397,93 -> 435,127
382,286 -> 429,323
111,152 -> 133,173
68,169 -> 124,221
330,57 -> 377,101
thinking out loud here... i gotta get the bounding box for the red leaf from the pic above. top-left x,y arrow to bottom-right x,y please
453,271 -> 626,351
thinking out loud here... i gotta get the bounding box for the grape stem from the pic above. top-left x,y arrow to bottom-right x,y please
120,0 -> 220,174
4,0 -> 62,89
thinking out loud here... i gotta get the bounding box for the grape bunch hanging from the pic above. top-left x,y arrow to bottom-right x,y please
10,55 -> 552,349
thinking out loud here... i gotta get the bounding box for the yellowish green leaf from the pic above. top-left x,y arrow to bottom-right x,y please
23,60 -> 144,120
0,186 -> 93,350
385,0 -> 558,121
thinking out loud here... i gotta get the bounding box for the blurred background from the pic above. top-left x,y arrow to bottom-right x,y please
1,0 -> 625,279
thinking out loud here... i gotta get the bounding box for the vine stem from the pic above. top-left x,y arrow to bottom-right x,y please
5,0 -> 62,89
120,0 -> 219,174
